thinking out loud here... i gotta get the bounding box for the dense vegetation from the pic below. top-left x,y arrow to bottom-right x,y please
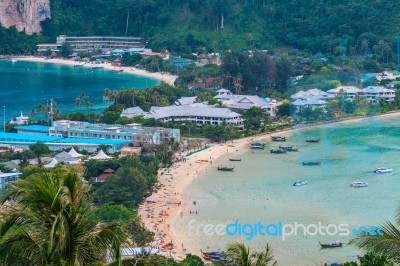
2,0 -> 400,56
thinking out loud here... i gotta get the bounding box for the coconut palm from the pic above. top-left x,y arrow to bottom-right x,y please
0,168 -> 128,266
349,208 -> 400,263
226,242 -> 277,266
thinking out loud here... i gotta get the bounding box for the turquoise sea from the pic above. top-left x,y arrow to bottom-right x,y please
0,60 -> 159,124
175,116 -> 400,265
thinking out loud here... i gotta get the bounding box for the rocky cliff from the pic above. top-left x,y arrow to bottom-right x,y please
0,0 -> 51,34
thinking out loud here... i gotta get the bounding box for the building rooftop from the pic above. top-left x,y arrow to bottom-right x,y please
0,132 -> 129,145
149,105 -> 241,119
292,97 -> 327,106
327,86 -> 362,94
363,86 -> 395,93
15,125 -> 50,133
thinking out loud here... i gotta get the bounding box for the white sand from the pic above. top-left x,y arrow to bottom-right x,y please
17,56 -> 178,86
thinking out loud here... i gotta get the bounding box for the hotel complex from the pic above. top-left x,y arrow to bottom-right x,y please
37,35 -> 146,53
1,121 -> 180,153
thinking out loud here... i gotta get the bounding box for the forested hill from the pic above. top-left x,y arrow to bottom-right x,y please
3,0 -> 400,54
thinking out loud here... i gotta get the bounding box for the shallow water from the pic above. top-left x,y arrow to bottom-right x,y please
175,116 -> 400,265
0,60 -> 158,124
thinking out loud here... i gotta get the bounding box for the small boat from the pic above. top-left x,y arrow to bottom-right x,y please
229,158 -> 241,161
279,146 -> 299,152
350,182 -> 368,188
306,139 -> 320,143
302,161 -> 321,166
249,142 -> 265,149
201,250 -> 229,262
293,180 -> 307,186
217,167 -> 234,171
73,64 -> 82,67
319,241 -> 342,248
271,136 -> 286,141
10,59 -> 17,63
270,148 -> 286,154
373,167 -> 392,173
91,65 -> 104,69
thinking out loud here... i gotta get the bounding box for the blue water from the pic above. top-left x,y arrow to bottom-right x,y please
175,116 -> 400,265
0,60 -> 159,124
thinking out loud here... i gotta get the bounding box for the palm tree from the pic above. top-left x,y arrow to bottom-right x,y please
0,169 -> 128,266
226,242 -> 277,266
349,206 -> 400,263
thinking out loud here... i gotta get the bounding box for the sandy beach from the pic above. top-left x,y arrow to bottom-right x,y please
17,56 -> 178,86
138,111 -> 400,260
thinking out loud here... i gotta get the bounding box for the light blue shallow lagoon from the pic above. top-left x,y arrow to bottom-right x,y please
175,116 -> 400,265
0,60 -> 159,123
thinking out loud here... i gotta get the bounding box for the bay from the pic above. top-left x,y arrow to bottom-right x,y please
175,115 -> 400,265
0,60 -> 159,124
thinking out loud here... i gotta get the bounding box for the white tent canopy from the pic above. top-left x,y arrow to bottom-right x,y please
56,151 -> 80,164
44,158 -> 59,169
92,150 -> 112,160
68,147 -> 83,158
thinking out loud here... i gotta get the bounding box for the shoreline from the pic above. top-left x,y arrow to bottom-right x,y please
15,56 -> 178,86
138,110 -> 400,260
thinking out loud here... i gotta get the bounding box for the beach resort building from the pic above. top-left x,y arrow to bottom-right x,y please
327,86 -> 363,99
290,88 -> 329,101
37,35 -> 146,53
0,171 -> 21,192
362,86 -> 396,101
214,89 -> 281,117
121,104 -> 244,127
289,89 -> 328,113
6,120 -> 180,152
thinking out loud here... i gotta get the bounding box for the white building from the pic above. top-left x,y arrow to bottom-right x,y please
0,172 -> 20,191
290,88 -> 329,101
362,86 -> 395,101
327,86 -> 363,99
214,89 -> 281,117
121,104 -> 244,127
9,112 -> 29,125
292,97 -> 327,113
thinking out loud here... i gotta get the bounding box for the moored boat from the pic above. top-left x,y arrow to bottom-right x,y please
279,146 -> 299,152
350,181 -> 368,188
249,142 -> 265,149
270,148 -> 286,154
373,167 -> 392,173
302,161 -> 321,166
319,241 -> 342,248
217,167 -> 234,171
229,158 -> 241,161
201,250 -> 227,261
293,180 -> 307,186
271,136 -> 286,141
306,139 -> 320,143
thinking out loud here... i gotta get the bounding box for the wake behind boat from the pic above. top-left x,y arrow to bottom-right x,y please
374,167 -> 392,173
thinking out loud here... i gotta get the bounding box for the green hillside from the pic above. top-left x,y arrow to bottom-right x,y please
2,0 -> 400,55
